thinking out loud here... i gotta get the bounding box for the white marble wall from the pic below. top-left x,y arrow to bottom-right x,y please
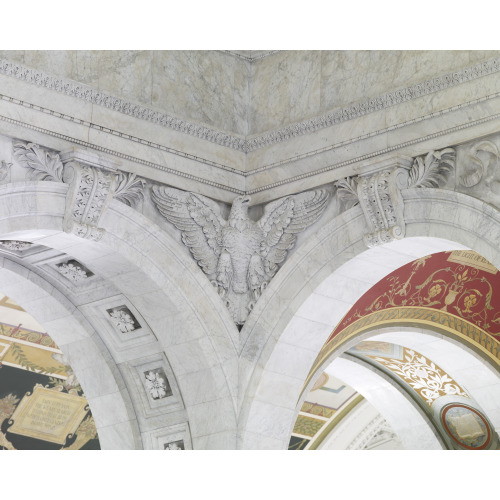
324,357 -> 443,450
238,191 -> 500,448
0,182 -> 240,449
0,50 -> 250,137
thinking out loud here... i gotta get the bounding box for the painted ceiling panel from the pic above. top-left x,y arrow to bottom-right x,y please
0,295 -> 100,450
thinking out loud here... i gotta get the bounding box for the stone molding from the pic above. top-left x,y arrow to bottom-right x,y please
336,157 -> 411,247
335,149 -> 456,247
1,113 -> 245,196
1,56 -> 499,153
1,80 -> 499,198
13,142 -> 146,241
247,111 -> 494,195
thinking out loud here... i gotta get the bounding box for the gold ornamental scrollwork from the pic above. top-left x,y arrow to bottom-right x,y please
303,306 -> 500,395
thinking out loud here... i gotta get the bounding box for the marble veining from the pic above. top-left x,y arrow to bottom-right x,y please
0,54 -> 498,153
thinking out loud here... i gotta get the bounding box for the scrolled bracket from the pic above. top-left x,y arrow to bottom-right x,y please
62,161 -> 118,241
355,157 -> 412,248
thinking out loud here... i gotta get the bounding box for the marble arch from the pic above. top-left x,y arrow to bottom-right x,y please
0,181 -> 239,449
0,51 -> 500,449
239,189 -> 500,449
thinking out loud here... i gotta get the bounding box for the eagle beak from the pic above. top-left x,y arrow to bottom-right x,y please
242,196 -> 251,205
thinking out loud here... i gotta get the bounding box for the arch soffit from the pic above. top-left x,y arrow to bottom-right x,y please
0,264 -> 142,450
0,182 -> 240,448
238,189 -> 500,448
367,328 -> 500,431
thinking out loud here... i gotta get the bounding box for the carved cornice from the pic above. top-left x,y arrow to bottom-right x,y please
244,57 -> 500,152
1,57 -> 499,153
2,100 -> 498,199
247,112 -> 497,195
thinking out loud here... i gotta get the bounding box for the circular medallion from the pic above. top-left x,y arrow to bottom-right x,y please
441,404 -> 491,449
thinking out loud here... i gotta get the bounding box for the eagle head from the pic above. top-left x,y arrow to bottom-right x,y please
229,195 -> 251,227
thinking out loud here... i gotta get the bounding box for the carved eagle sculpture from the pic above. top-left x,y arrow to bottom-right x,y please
151,186 -> 330,325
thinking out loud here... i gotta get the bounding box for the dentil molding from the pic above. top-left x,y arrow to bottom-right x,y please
0,56 -> 499,153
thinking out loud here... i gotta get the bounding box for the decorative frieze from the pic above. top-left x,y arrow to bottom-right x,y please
2,56 -> 499,152
152,186 -> 330,325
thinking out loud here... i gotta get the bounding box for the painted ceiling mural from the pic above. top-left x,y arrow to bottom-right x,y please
288,373 -> 364,450
0,294 -> 100,450
309,250 -> 500,383
348,341 -> 470,406
347,341 -> 499,450
292,340 -> 499,449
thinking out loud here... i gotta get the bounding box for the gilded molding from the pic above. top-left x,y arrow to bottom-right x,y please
1,57 -> 499,153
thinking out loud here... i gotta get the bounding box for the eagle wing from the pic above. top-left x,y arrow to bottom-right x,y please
151,186 -> 225,276
258,189 -> 330,276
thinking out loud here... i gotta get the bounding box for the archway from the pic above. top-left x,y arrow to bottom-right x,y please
239,189 -> 500,449
0,180 -> 240,449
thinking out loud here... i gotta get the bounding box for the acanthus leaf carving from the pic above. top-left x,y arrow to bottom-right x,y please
13,142 -> 64,182
0,160 -> 12,182
114,172 -> 145,207
151,186 -> 330,325
335,177 -> 359,210
13,142 -> 146,240
407,148 -> 455,189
